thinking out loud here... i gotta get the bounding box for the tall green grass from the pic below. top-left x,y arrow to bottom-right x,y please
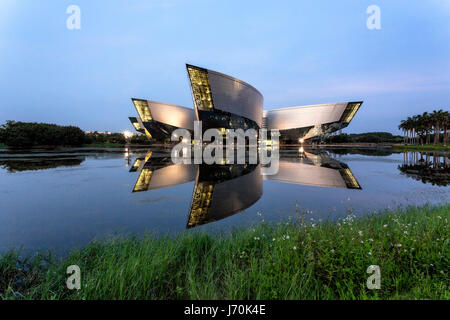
1,204 -> 448,300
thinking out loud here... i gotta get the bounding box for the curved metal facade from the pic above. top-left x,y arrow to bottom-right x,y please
263,101 -> 363,141
207,70 -> 263,128
128,64 -> 363,142
146,100 -> 196,131
187,64 -> 263,129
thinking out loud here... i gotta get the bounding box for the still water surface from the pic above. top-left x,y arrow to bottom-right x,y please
0,147 -> 448,255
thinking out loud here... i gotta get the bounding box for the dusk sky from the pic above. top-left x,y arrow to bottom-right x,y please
1,0 -> 449,133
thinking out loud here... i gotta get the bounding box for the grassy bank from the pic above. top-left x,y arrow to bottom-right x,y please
1,204 -> 448,300
393,144 -> 448,152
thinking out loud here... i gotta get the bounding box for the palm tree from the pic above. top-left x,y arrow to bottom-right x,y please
431,110 -> 443,145
399,109 -> 449,146
414,114 -> 427,145
398,120 -> 407,144
406,116 -> 414,144
441,111 -> 449,147
421,112 -> 432,145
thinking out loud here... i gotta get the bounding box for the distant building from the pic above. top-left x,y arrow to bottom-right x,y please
128,64 -> 363,143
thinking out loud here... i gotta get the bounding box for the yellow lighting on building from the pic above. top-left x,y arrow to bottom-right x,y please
132,122 -> 142,131
144,151 -> 153,162
144,129 -> 152,139
133,169 -> 153,192
299,138 -> 304,144
341,168 -> 361,189
132,159 -> 141,169
343,103 -> 361,123
133,99 -> 153,122
187,66 -> 214,111
187,182 -> 214,228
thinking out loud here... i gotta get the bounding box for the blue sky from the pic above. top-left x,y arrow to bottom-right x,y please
1,0 -> 449,133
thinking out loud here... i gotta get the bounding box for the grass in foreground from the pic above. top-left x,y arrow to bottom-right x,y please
1,205 -> 449,300
393,144 -> 448,152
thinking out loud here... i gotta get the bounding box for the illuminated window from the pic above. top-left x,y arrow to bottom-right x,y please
133,169 -> 153,192
144,129 -> 152,139
340,102 -> 362,123
187,182 -> 214,227
132,122 -> 142,130
144,151 -> 152,162
131,159 -> 141,170
129,117 -> 143,131
341,168 -> 361,189
133,99 -> 152,122
187,65 -> 214,111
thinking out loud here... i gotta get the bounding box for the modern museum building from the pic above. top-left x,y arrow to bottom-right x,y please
128,64 -> 363,144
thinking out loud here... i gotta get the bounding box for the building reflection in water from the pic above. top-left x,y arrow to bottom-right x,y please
129,148 -> 362,228
398,151 -> 449,186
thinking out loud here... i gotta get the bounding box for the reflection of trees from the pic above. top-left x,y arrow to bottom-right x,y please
325,148 -> 394,157
398,151 -> 449,186
0,157 -> 85,173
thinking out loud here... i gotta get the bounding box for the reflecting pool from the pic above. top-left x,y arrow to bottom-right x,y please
0,147 -> 448,255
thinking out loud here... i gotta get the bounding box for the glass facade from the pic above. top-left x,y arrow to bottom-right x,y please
128,117 -> 144,132
133,169 -> 153,192
132,99 -> 153,122
340,168 -> 361,189
187,65 -> 214,111
187,181 -> 214,228
340,102 -> 362,124
128,66 -> 362,143
198,109 -> 260,132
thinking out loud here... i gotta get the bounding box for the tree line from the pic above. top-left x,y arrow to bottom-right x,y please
0,121 -> 151,148
398,110 -> 449,146
0,121 -> 85,147
323,132 -> 403,144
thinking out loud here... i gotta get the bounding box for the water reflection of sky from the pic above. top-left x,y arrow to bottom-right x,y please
0,148 -> 448,255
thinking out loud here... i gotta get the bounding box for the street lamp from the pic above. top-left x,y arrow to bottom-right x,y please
123,130 -> 133,139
